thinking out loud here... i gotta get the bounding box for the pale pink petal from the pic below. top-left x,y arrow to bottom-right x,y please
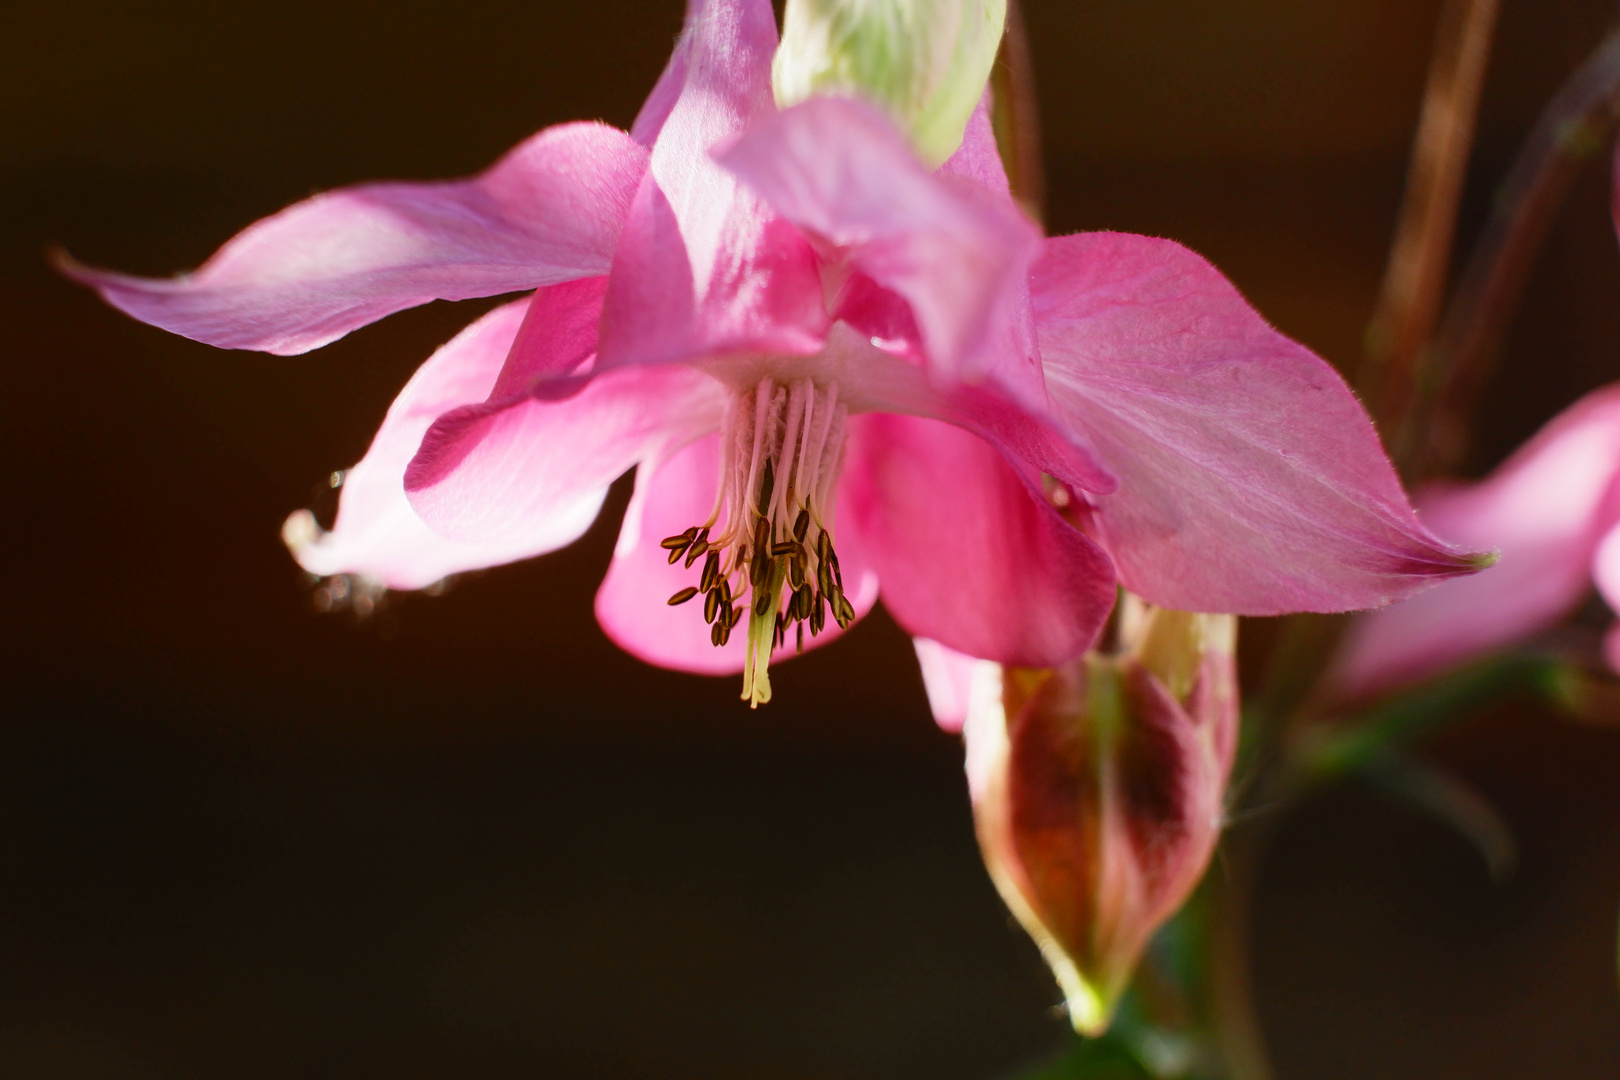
61,123 -> 647,355
913,637 -> 998,734
1035,232 -> 1484,615
488,276 -> 610,398
598,0 -> 826,370
282,298 -> 598,589
595,435 -> 878,674
718,96 -> 1043,393
405,364 -> 727,547
840,413 -> 1117,667
1336,386 -> 1620,693
629,0 -> 699,146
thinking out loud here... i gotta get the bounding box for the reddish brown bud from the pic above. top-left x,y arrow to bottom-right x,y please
964,603 -> 1238,1034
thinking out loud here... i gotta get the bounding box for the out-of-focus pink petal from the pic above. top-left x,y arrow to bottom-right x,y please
283,298 -> 598,589
405,364 -> 726,547
719,96 -> 1043,392
595,435 -> 878,674
1335,386 -> 1620,694
913,637 -> 997,734
599,0 -> 826,369
61,123 -> 647,355
1035,232 -> 1484,615
841,413 -> 1116,667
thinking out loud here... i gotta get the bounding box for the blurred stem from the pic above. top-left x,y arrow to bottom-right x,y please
1403,18 -> 1620,480
992,0 -> 1045,226
1360,0 -> 1500,437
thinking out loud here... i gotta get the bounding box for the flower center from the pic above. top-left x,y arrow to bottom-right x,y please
660,377 -> 855,708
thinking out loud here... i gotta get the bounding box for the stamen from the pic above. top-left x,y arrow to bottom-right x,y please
656,378 -> 853,707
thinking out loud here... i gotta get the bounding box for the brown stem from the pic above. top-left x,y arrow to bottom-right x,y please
1406,20 -> 1620,480
1361,0 -> 1500,435
991,0 -> 1045,226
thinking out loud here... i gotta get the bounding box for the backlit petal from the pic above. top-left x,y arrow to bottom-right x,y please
719,96 -> 1042,392
599,0 -> 826,370
1036,232 -> 1483,615
840,413 -> 1116,667
405,362 -> 726,548
283,298 -> 593,589
61,123 -> 646,354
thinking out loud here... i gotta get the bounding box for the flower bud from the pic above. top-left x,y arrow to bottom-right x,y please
963,602 -> 1238,1035
772,0 -> 1007,165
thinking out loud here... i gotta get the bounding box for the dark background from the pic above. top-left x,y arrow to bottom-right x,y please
3,1 -> 1620,1076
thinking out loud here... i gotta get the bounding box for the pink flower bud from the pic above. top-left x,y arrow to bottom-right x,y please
963,604 -> 1238,1034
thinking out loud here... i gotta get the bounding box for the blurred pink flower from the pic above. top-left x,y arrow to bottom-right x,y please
64,0 -> 1479,703
1335,385 -> 1620,696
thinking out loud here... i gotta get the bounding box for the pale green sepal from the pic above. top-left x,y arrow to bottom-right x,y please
773,0 -> 1007,165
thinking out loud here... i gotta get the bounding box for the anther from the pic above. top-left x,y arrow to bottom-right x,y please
793,509 -> 810,542
771,540 -> 798,558
794,585 -> 813,620
817,561 -> 837,597
660,528 -> 698,551
711,621 -> 726,647
758,458 -> 775,510
787,558 -> 805,591
703,589 -> 722,624
700,552 -> 720,594
667,586 -> 699,606
727,605 -> 743,629
754,589 -> 773,617
684,538 -> 708,568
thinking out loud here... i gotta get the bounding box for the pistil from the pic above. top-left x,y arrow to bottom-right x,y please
660,378 -> 855,707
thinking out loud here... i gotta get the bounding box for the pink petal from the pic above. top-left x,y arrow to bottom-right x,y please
913,637 -> 996,734
1335,386 -> 1620,694
840,413 -> 1116,667
595,435 -> 878,674
1034,232 -> 1484,615
598,0 -> 826,369
718,96 -> 1043,393
282,298 -> 597,589
61,123 -> 647,355
405,363 -> 726,547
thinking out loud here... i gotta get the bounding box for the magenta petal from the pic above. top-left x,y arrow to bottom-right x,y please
405,363 -> 726,547
841,413 -> 1116,667
283,298 -> 596,589
61,123 -> 647,355
719,96 -> 1043,390
595,435 -> 878,674
1335,386 -> 1620,694
913,637 -> 994,734
1035,232 -> 1483,615
599,0 -> 826,370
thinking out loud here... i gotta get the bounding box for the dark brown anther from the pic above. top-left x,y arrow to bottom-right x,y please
826,546 -> 842,587
834,593 -> 856,628
793,509 -> 810,541
817,560 -> 837,597
727,605 -> 743,630
773,614 -> 786,650
795,585 -> 814,620
718,617 -> 733,646
753,517 -> 770,554
711,621 -> 725,647
759,458 -> 775,509
700,552 -> 720,593
703,589 -> 721,624
787,557 -> 805,591
809,596 -> 825,636
719,578 -> 733,606
816,529 -> 832,561
660,528 -> 698,550
667,543 -> 689,565
668,586 -> 700,606
754,589 -> 773,617
796,622 -> 804,655
750,549 -> 770,589
684,538 -> 708,568
771,540 -> 798,557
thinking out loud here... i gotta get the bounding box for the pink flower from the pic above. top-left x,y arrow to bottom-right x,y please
1335,384 -> 1620,696
64,0 -> 1479,705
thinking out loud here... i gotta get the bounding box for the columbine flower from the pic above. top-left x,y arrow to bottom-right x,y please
915,602 -> 1239,1035
63,0 -> 1480,706
1334,384 -> 1620,696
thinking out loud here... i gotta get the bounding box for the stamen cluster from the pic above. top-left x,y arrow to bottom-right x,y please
660,378 -> 857,706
